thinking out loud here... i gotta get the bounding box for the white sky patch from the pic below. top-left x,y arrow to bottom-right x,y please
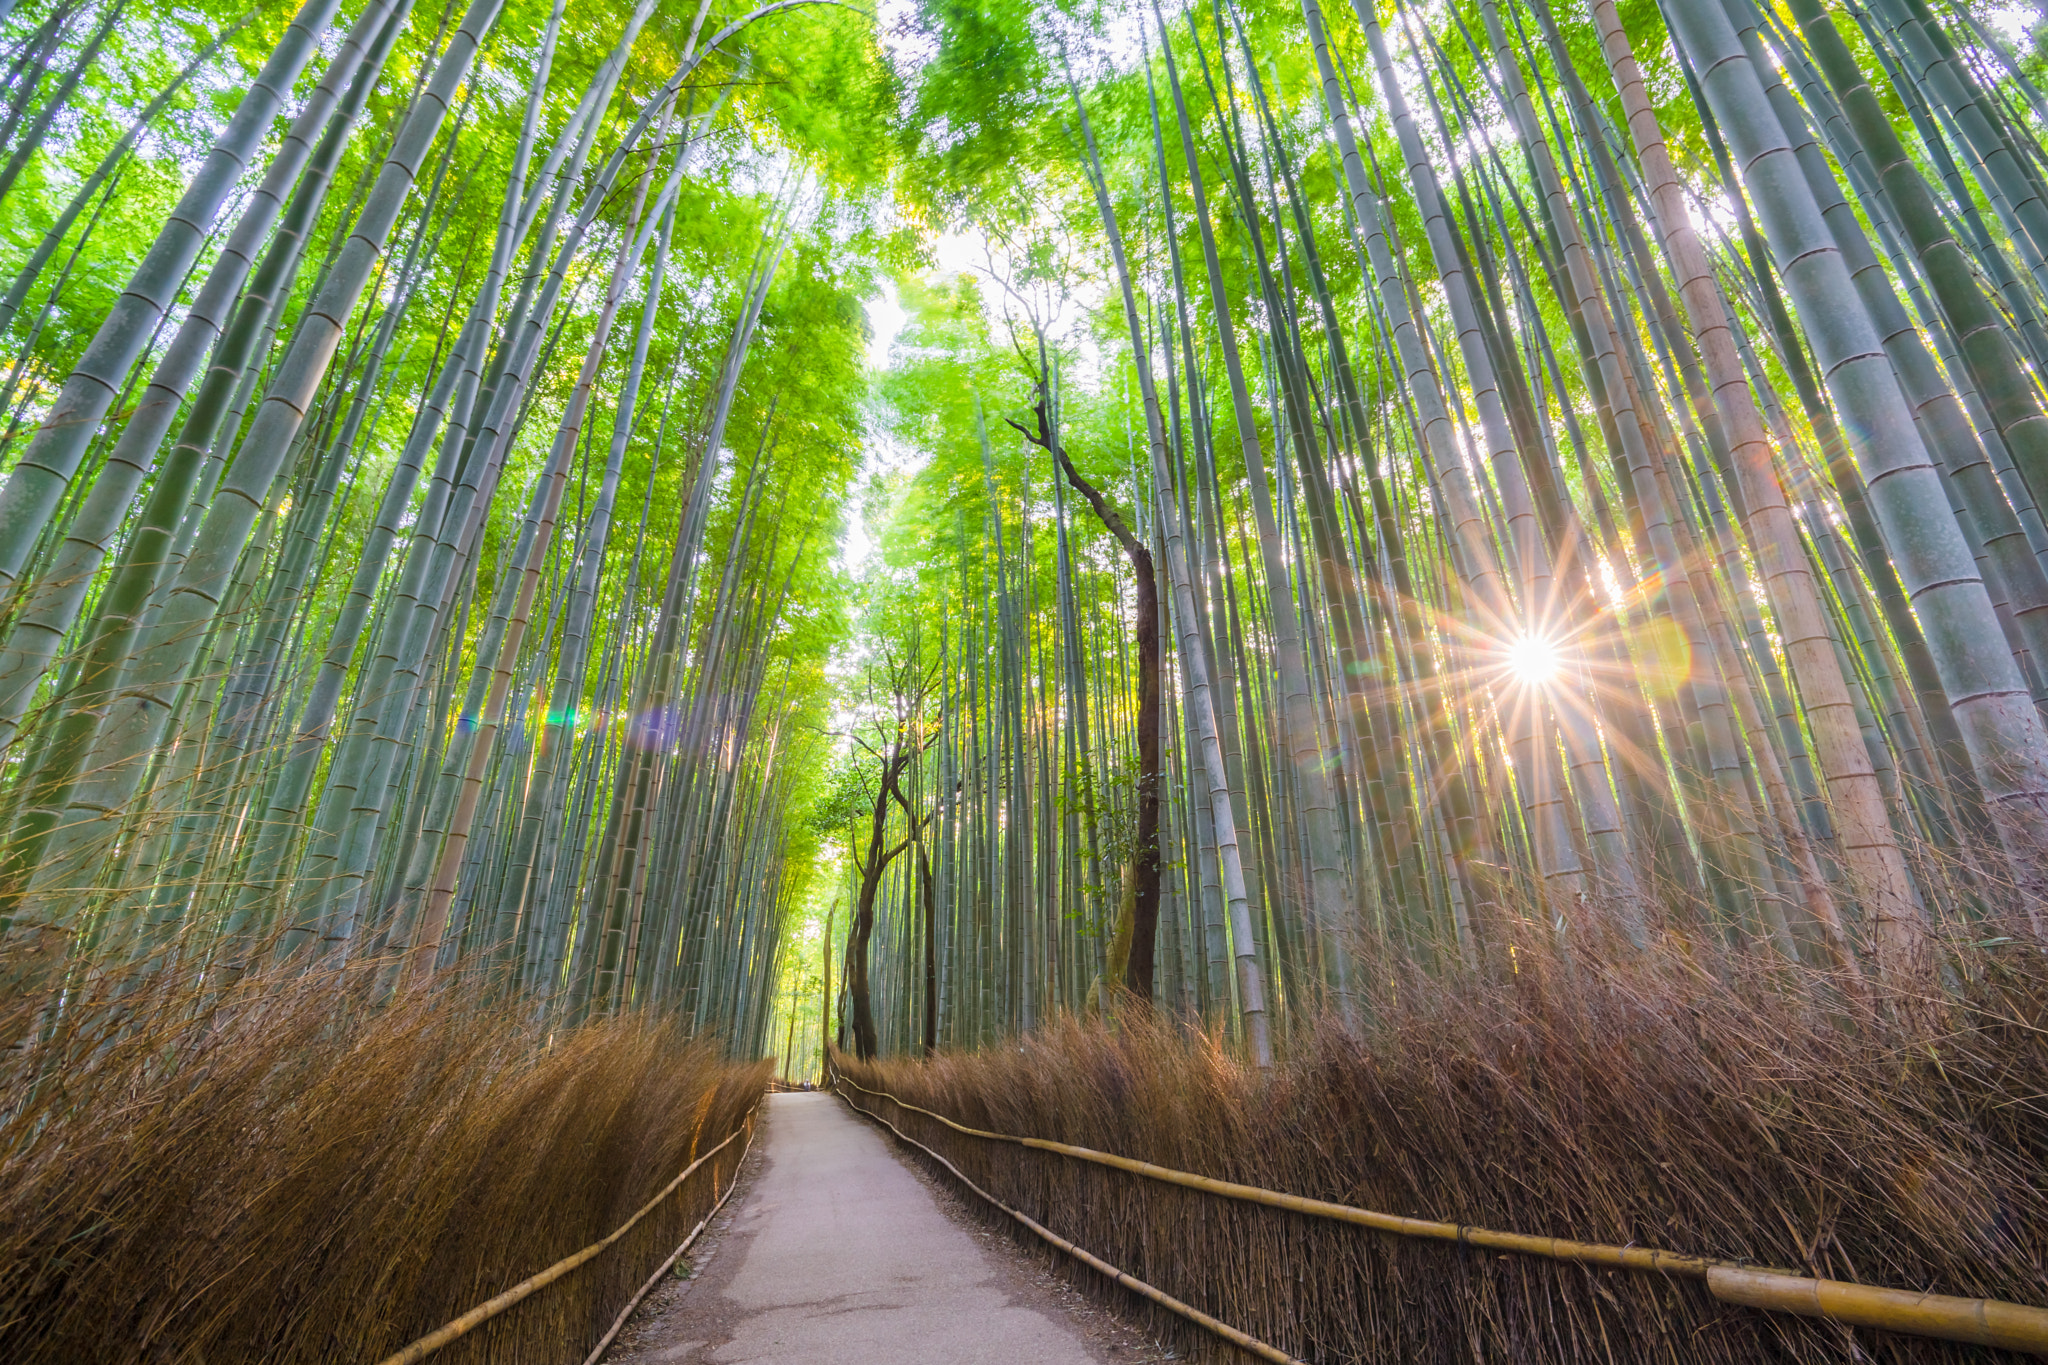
840,510 -> 875,569
865,278 -> 908,369
874,0 -> 935,69
932,228 -> 989,279
1059,3 -> 1150,78
1977,3 -> 2036,45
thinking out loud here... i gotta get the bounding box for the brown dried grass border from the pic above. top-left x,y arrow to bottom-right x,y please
837,942 -> 2048,1363
0,955 -> 769,1364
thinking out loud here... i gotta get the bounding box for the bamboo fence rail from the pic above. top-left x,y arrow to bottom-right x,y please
575,1125 -> 757,1365
372,1100 -> 760,1365
833,1074 -> 2048,1357
835,1073 -> 1303,1364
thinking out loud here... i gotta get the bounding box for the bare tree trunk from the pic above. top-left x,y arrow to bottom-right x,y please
1011,374 -> 1162,1001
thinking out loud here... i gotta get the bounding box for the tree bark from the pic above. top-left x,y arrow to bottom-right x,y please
1011,383 -> 1160,1001
848,745 -> 915,1059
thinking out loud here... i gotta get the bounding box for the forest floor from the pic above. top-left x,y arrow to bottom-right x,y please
598,1091 -> 1171,1364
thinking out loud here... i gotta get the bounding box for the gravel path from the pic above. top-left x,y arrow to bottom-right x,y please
599,1091 -> 1171,1365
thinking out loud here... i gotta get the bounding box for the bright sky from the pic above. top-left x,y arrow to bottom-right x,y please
862,229 -> 996,371
865,282 -> 907,370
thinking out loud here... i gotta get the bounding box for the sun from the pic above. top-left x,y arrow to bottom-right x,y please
1504,632 -> 1561,688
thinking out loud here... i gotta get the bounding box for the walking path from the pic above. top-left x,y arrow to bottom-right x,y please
600,1092 -> 1157,1364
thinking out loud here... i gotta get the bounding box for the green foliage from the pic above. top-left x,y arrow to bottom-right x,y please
894,0 -> 1057,215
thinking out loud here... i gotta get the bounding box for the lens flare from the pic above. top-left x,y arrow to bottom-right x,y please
1505,632 -> 1560,688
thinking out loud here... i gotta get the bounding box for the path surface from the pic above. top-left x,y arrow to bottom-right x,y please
602,1092 -> 1157,1364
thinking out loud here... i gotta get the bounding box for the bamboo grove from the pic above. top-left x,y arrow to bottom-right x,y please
5,0 -> 2048,1076
0,0 -> 888,1044
834,0 -> 2048,1067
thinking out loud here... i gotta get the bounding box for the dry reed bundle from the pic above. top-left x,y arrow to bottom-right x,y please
0,952 -> 767,1364
838,939 -> 2048,1363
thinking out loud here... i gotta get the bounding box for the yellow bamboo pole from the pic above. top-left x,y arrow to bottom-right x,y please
578,1119 -> 759,1365
836,1082 -> 1303,1364
372,1104 -> 758,1365
833,1076 -> 2048,1355
1709,1266 -> 2048,1355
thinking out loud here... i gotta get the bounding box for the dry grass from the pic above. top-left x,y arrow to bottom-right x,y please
0,954 -> 767,1364
839,941 -> 2048,1363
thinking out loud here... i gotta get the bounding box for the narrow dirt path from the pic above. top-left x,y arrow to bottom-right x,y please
599,1091 -> 1163,1364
